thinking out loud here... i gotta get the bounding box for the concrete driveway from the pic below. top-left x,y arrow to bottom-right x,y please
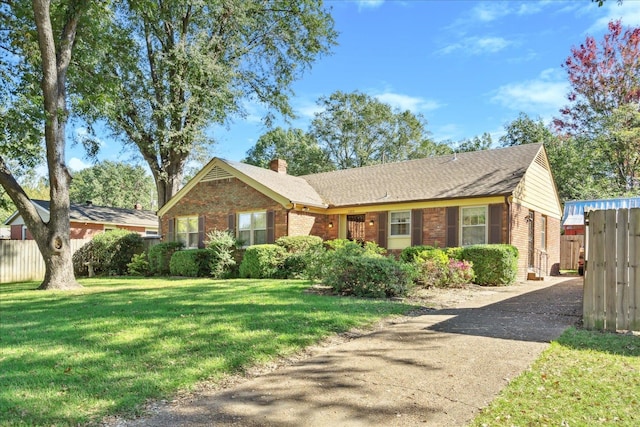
110,277 -> 583,427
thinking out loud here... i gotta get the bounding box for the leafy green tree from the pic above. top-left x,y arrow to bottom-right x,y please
408,139 -> 453,159
0,1 -> 104,290
74,0 -> 337,207
500,113 -> 556,147
456,132 -> 493,152
70,161 -> 156,209
310,91 -> 432,169
244,128 -> 334,176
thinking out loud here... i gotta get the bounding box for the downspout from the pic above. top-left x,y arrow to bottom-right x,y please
505,195 -> 512,245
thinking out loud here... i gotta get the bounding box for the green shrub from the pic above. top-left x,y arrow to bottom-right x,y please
445,247 -> 464,261
148,242 -> 183,275
72,230 -> 144,276
461,244 -> 518,286
205,230 -> 240,279
399,245 -> 436,263
169,249 -> 212,277
127,253 -> 150,276
323,256 -> 415,298
239,244 -> 287,278
411,248 -> 449,287
275,235 -> 323,253
446,259 -> 475,287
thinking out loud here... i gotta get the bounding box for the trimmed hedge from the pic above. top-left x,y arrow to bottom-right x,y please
148,242 -> 183,275
461,244 -> 518,286
169,249 -> 212,277
72,230 -> 144,276
275,235 -> 323,253
239,244 -> 287,278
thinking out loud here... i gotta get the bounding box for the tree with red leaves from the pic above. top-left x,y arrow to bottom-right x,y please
555,20 -> 640,193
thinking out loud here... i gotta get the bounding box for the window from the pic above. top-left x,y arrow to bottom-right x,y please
176,216 -> 199,248
540,215 -> 547,250
461,206 -> 487,246
238,212 -> 267,246
390,211 -> 411,236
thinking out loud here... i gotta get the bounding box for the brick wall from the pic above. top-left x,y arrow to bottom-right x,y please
422,207 -> 446,247
161,177 -> 295,242
510,202 -> 530,281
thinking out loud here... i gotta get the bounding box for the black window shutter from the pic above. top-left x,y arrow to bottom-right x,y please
167,217 -> 175,242
228,213 -> 235,236
411,209 -> 423,246
377,211 -> 388,249
489,204 -> 503,244
198,215 -> 205,248
266,210 -> 275,243
446,207 -> 459,247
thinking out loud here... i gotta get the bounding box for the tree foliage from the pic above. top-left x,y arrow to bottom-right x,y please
0,1 -> 104,290
73,0 -> 337,207
243,127 -> 333,176
69,161 -> 156,209
554,20 -> 640,194
455,132 -> 493,153
309,90 -> 433,169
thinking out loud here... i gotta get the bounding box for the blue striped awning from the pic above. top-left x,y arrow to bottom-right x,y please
562,197 -> 640,226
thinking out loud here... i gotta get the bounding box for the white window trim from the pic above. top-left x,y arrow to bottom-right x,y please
540,215 -> 547,251
389,210 -> 411,237
237,211 -> 267,247
460,205 -> 488,246
176,216 -> 199,249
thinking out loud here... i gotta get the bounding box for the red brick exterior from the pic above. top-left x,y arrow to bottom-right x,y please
421,207 -> 447,247
11,222 -> 148,240
161,177 -> 561,281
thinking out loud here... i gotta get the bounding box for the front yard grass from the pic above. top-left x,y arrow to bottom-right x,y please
0,277 -> 415,426
472,327 -> 640,426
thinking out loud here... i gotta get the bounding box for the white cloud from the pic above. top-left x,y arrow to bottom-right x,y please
588,1 -> 640,33
438,36 -> 513,55
374,92 -> 441,113
68,157 -> 91,171
356,0 -> 384,11
296,100 -> 324,119
491,68 -> 569,116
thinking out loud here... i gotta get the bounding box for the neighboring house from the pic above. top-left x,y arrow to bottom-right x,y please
158,143 -> 562,280
4,200 -> 159,240
562,196 -> 640,235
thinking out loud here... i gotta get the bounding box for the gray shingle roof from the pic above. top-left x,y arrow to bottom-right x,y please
221,159 -> 327,207
32,200 -> 158,227
301,144 -> 543,207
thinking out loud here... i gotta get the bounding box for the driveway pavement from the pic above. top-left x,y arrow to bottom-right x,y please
110,277 -> 583,427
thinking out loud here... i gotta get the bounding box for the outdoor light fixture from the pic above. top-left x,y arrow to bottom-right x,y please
369,219 -> 375,226
328,222 -> 333,228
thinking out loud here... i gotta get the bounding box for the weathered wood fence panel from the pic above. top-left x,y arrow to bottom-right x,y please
560,234 -> 584,270
583,208 -> 640,331
0,239 -> 90,284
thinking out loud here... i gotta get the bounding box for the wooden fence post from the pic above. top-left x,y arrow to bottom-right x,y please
616,209 -> 629,330
630,209 -> 640,331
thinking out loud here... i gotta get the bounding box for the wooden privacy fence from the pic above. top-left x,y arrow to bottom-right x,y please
583,208 -> 640,331
560,234 -> 584,270
0,239 -> 90,284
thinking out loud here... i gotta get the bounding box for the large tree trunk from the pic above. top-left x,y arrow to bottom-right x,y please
31,0 -> 82,290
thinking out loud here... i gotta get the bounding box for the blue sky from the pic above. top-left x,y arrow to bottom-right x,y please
66,0 -> 640,172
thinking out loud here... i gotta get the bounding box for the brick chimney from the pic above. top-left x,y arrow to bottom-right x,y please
269,159 -> 288,174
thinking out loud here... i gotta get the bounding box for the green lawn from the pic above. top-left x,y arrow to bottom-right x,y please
0,277 -> 415,426
472,327 -> 640,426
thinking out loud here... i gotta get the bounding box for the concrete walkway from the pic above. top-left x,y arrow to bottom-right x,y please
115,277 -> 583,427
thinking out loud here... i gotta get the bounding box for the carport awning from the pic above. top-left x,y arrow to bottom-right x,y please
563,214 -> 584,226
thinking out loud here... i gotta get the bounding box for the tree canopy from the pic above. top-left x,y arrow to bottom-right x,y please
73,0 -> 337,207
309,91 -> 434,169
243,128 -> 333,176
69,162 -> 156,210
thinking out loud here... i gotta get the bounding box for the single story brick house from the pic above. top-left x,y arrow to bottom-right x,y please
5,200 -> 159,240
158,143 -> 562,280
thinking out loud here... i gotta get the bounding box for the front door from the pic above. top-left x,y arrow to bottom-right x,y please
346,214 -> 365,244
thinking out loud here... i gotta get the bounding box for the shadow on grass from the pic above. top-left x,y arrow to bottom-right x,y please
0,278 -> 414,426
555,326 -> 640,357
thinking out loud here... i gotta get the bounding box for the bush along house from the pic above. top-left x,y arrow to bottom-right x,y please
157,143 -> 562,280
